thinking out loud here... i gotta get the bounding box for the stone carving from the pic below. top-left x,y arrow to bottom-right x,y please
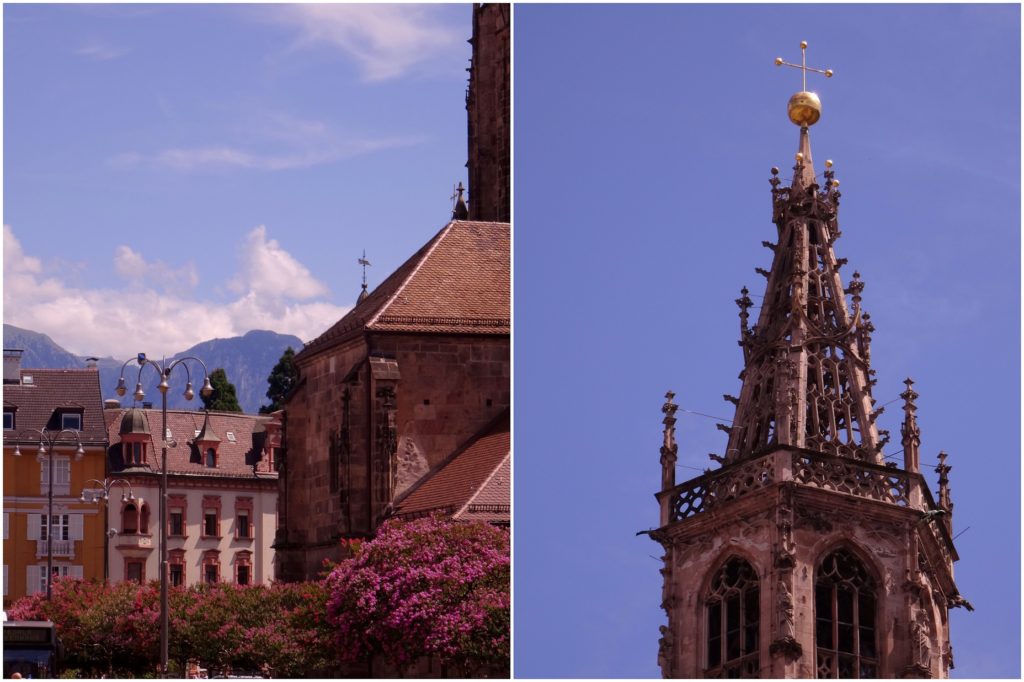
777,577 -> 795,639
910,608 -> 932,672
794,506 -> 834,533
394,436 -> 429,497
657,624 -> 672,677
792,451 -> 910,506
668,454 -> 774,521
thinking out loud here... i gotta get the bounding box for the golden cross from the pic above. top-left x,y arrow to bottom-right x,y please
775,40 -> 833,91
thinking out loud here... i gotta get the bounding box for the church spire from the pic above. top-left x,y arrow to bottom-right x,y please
724,41 -> 883,464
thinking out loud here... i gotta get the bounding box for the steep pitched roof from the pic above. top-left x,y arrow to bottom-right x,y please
104,408 -> 277,479
298,220 -> 510,361
393,410 -> 509,521
4,369 -> 107,445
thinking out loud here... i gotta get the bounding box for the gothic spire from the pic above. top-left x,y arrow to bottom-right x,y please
724,44 -> 880,464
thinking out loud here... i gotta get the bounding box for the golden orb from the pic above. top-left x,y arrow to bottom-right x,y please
825,159 -> 833,168
800,40 -> 808,49
787,90 -> 821,126
795,152 -> 804,162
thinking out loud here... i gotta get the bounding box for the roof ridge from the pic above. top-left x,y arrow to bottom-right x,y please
454,450 -> 510,518
366,220 -> 456,329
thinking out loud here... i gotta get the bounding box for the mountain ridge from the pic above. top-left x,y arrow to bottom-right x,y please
3,324 -> 302,414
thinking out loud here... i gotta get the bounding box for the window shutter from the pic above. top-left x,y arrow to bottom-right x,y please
69,514 -> 84,541
27,513 -> 41,540
70,565 -> 84,579
26,565 -> 39,595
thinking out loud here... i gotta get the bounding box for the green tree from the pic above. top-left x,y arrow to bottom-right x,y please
201,368 -> 242,412
260,346 -> 298,414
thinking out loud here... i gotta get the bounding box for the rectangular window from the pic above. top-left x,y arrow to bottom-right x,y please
237,565 -> 250,586
170,564 -> 183,587
60,412 -> 82,431
204,510 -> 218,537
237,512 -> 250,539
3,410 -> 13,430
40,565 -> 71,593
40,457 -> 71,495
40,514 -> 70,541
170,510 -> 184,537
204,564 -> 218,584
126,561 -> 144,584
130,442 -> 143,465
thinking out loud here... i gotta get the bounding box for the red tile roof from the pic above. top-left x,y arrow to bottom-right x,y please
298,220 -> 510,361
393,410 -> 509,520
104,408 -> 277,479
3,369 -> 107,445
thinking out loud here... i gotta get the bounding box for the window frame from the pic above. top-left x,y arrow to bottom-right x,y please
60,412 -> 82,431
814,549 -> 879,679
704,556 -> 761,678
3,409 -> 14,430
203,509 -> 219,538
40,514 -> 71,542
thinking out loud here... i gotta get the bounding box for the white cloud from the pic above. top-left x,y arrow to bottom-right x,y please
230,226 -> 329,300
3,225 -> 349,360
271,4 -> 462,81
109,132 -> 421,172
75,42 -> 128,61
113,245 -> 199,291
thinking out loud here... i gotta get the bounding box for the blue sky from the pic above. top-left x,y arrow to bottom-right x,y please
4,4 -> 473,359
514,4 -> 1020,678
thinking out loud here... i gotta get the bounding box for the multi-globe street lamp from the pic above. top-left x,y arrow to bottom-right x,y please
117,353 -> 212,679
80,478 -> 135,583
10,429 -> 85,600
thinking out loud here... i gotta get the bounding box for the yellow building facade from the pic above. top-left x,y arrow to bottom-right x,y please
3,354 -> 109,607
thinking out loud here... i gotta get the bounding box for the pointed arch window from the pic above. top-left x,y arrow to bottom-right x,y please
705,556 -> 760,678
815,549 -> 878,678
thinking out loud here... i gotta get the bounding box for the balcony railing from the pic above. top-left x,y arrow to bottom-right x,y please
660,449 -> 916,525
36,539 -> 74,558
115,533 -> 154,550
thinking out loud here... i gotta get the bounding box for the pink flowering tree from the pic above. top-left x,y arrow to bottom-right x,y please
325,516 -> 510,676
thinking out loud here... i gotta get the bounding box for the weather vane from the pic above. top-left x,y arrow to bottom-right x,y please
358,250 -> 371,290
775,41 -> 834,127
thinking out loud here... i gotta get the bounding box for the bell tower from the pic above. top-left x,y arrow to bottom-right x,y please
651,42 -> 969,679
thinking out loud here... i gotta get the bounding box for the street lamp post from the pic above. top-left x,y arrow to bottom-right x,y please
80,478 -> 135,583
117,353 -> 212,679
10,429 -> 85,600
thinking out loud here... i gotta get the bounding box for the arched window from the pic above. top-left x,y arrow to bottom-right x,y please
815,549 -> 878,678
705,556 -> 759,678
122,504 -> 138,535
139,503 -> 150,534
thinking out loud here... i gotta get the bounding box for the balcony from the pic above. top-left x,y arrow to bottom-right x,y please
658,448 -> 917,526
36,539 -> 75,559
115,533 -> 154,550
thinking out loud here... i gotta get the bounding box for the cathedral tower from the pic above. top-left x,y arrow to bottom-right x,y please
651,43 -> 968,679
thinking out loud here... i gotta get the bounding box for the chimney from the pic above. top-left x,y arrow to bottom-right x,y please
3,349 -> 24,384
104,399 -> 121,410
85,357 -> 99,369
142,402 -> 153,409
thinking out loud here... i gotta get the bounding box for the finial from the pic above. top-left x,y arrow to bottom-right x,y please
847,271 -> 864,306
900,378 -> 921,472
775,40 -> 833,126
357,250 -> 371,304
451,181 -> 469,220
736,286 -> 753,330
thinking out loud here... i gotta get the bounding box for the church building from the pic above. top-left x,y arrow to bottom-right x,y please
650,44 -> 968,679
274,3 -> 510,582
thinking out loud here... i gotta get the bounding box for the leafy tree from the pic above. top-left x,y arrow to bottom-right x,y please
325,516 -> 510,676
201,368 -> 242,412
260,346 -> 298,414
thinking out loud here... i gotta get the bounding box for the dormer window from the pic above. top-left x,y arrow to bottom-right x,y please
206,448 -> 217,468
3,409 -> 14,430
61,412 -> 82,431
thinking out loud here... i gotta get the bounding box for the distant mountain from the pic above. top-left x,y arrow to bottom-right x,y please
2,324 -> 85,369
2,324 -> 302,414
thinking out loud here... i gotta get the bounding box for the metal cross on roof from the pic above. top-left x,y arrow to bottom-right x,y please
358,250 -> 371,289
775,40 -> 833,91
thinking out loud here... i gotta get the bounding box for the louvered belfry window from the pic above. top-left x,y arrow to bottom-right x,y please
705,557 -> 760,678
815,549 -> 878,678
